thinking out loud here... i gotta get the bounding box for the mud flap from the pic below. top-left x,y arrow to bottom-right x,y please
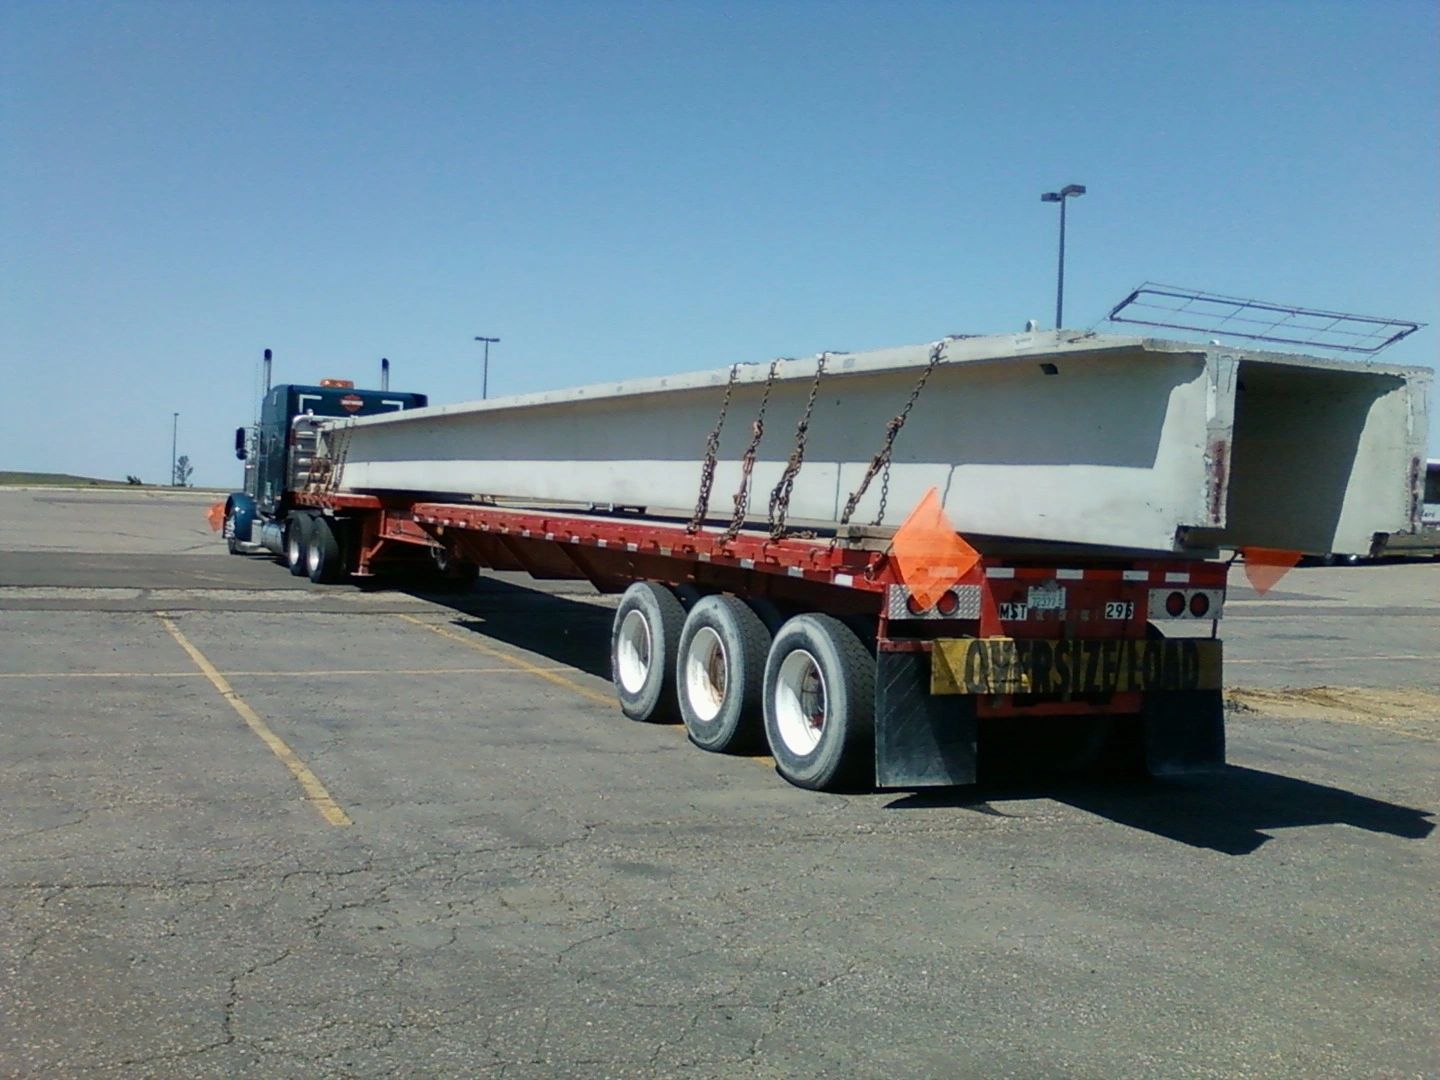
1141,688 -> 1226,775
874,650 -> 978,788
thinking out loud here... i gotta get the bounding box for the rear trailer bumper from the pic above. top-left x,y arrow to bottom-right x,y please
874,639 -> 1225,788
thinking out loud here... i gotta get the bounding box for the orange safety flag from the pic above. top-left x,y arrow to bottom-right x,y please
206,500 -> 226,532
1239,546 -> 1302,595
890,487 -> 980,611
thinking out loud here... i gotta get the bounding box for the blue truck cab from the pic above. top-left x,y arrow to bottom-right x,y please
225,379 -> 427,550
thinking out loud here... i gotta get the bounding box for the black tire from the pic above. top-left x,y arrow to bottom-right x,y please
676,595 -> 772,753
306,515 -> 343,583
611,582 -> 687,723
285,513 -> 311,577
744,598 -> 790,635
762,614 -> 876,791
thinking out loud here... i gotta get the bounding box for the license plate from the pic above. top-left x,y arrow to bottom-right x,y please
1027,585 -> 1066,611
931,637 -> 1223,695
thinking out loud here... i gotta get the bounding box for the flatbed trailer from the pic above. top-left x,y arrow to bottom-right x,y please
274,488 -> 1229,791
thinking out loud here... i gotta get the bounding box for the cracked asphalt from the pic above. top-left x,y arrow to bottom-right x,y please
1,488 -> 1436,1078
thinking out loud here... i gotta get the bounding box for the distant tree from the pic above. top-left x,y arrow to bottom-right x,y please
126,475 -> 143,485
173,456 -> 194,487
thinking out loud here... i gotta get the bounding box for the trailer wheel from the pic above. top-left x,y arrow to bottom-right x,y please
677,596 -> 771,753
285,514 -> 311,576
611,582 -> 686,723
763,614 -> 875,791
306,516 -> 343,583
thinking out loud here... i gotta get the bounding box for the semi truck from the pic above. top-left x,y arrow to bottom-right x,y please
223,334 -> 1430,792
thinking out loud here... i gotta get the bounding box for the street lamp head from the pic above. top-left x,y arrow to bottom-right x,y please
1060,183 -> 1086,198
1041,192 -> 1061,202
474,336 -> 500,344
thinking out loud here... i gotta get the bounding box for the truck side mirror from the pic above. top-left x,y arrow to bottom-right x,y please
234,427 -> 248,461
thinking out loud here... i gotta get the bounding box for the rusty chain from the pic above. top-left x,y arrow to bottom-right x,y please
721,358 -> 782,544
837,340 -> 946,531
688,364 -> 741,533
767,353 -> 829,540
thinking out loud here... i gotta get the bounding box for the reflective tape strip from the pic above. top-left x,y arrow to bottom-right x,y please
1056,569 -> 1084,580
986,568 -> 1016,579
1165,572 -> 1190,583
1123,570 -> 1149,581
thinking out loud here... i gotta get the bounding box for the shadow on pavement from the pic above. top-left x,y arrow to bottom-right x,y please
401,575 -> 614,680
399,575 -> 1437,853
886,767 -> 1435,855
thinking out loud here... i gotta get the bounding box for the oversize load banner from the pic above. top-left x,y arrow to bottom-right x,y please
931,637 -> 1223,696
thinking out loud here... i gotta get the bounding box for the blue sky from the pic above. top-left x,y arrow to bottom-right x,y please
2,0 -> 1436,487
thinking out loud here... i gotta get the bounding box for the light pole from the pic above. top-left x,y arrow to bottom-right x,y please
171,412 -> 179,487
474,336 -> 500,399
1040,183 -> 1085,329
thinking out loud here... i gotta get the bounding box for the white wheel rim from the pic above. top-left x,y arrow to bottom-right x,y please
774,648 -> 827,756
287,535 -> 301,564
684,627 -> 728,723
616,609 -> 653,694
307,539 -> 321,575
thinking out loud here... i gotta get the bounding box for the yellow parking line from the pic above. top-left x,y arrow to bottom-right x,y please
156,614 -> 352,827
395,614 -> 616,707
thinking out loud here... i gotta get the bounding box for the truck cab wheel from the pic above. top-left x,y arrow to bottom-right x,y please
285,514 -> 312,577
763,614 -> 876,791
677,595 -> 771,753
306,516 -> 343,583
611,582 -> 686,723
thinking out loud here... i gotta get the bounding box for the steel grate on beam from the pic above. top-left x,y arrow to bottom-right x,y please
1106,283 -> 1421,355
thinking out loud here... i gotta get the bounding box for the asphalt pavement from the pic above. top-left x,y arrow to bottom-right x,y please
0,488 -> 1435,1078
